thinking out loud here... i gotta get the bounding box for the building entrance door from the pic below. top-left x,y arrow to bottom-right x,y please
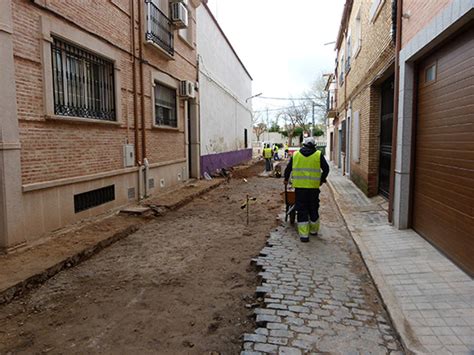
378,76 -> 394,198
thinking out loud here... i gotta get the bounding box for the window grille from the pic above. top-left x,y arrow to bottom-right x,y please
51,37 -> 116,121
154,83 -> 177,127
145,0 -> 174,56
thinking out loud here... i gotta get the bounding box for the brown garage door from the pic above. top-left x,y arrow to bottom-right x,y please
413,26 -> 474,276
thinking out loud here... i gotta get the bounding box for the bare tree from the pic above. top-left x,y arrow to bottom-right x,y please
252,111 -> 266,142
253,122 -> 267,142
303,75 -> 328,128
279,101 -> 310,146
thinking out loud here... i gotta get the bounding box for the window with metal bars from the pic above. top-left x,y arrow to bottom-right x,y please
154,82 -> 177,127
51,37 -> 116,121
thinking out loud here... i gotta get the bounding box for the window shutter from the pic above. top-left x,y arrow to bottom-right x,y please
352,111 -> 360,163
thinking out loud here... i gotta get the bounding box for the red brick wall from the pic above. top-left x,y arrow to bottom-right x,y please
335,0 -> 394,196
401,0 -> 452,48
12,0 -> 197,184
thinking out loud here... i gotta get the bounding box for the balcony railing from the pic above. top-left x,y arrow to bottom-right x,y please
326,93 -> 337,118
145,0 -> 174,56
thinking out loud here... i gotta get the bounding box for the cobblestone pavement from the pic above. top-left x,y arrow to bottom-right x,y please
242,185 -> 404,354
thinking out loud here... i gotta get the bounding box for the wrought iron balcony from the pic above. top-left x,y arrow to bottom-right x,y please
326,94 -> 337,118
145,0 -> 174,56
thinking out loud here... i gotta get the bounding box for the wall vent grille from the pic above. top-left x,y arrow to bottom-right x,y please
74,185 -> 115,213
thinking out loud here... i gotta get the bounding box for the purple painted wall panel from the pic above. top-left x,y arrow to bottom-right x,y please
200,149 -> 252,176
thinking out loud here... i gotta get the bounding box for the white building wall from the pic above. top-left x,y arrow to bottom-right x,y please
196,5 -> 252,157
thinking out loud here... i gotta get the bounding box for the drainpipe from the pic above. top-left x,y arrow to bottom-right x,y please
143,158 -> 150,198
388,0 -> 402,223
138,0 -> 147,163
343,34 -> 348,176
131,0 -> 140,165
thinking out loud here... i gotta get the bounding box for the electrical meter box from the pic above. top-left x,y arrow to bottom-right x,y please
123,144 -> 135,167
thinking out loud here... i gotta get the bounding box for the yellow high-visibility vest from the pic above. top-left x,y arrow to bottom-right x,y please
263,148 -> 272,158
292,150 -> 322,189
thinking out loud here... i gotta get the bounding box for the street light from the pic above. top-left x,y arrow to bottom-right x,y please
245,92 -> 263,103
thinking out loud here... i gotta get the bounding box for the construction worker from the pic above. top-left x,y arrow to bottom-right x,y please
263,143 -> 273,172
284,137 -> 329,242
272,144 -> 280,161
284,143 -> 289,158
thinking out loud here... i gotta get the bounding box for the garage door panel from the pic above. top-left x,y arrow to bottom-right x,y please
413,179 -> 472,214
437,49 -> 473,74
415,140 -> 474,152
414,26 -> 474,276
417,112 -> 473,129
415,131 -> 474,143
417,107 -> 473,126
419,120 -> 472,133
414,171 -> 473,204
414,172 -> 474,198
419,71 -> 474,99
415,152 -> 474,171
413,197 -> 473,270
417,95 -> 474,115
416,163 -> 474,185
415,147 -> 473,161
413,196 -> 472,245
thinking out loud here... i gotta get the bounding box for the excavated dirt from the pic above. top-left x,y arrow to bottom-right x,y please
0,161 -> 283,354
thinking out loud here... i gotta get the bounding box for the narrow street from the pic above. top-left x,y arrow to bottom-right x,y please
0,164 -> 281,354
0,162 -> 405,354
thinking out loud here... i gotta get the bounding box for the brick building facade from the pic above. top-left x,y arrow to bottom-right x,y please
332,0 -> 395,197
0,0 -> 202,251
329,0 -> 473,275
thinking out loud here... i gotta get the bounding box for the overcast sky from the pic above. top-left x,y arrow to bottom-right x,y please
205,0 -> 345,118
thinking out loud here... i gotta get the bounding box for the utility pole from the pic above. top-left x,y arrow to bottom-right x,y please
312,102 -> 315,137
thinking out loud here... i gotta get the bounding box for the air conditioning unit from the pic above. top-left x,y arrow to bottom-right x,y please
170,1 -> 188,29
179,80 -> 195,99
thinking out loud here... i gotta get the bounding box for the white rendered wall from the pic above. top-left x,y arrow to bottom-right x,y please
197,6 -> 252,156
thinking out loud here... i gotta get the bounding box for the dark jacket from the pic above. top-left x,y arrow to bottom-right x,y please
284,145 -> 329,184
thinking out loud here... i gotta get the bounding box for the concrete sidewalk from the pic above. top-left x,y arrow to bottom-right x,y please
328,165 -> 474,354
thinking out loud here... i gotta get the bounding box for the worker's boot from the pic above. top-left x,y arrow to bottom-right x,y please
310,219 -> 320,236
297,222 -> 310,242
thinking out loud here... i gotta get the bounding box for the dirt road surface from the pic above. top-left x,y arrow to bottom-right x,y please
0,162 -> 282,354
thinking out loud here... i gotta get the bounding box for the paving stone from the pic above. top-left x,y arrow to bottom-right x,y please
268,337 -> 288,345
256,328 -> 269,336
278,347 -> 302,355
256,286 -> 273,294
267,322 -> 288,330
268,303 -> 288,310
312,309 -> 331,317
290,325 -> 312,334
254,343 -> 278,353
277,310 -> 297,317
255,308 -> 276,315
288,306 -> 310,314
270,329 -> 294,338
241,351 -> 262,355
291,339 -> 313,350
256,314 -> 281,324
284,317 -> 305,326
243,342 -> 254,350
244,333 -> 267,343
307,320 -> 329,329
285,295 -> 304,302
352,308 -> 375,316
